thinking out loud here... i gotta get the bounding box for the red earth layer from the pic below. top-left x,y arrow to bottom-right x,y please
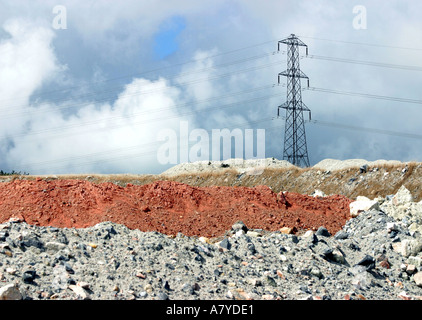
0,179 -> 352,238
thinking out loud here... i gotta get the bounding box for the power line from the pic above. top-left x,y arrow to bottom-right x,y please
2,82 -> 278,119
0,55 -> 284,115
17,116 -> 422,173
307,119 -> 422,140
16,117 -> 277,170
0,37 -> 286,104
305,87 -> 422,105
304,54 -> 422,72
297,35 -> 422,52
12,91 -> 285,141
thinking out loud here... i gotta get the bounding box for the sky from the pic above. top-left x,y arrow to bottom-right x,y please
0,0 -> 421,175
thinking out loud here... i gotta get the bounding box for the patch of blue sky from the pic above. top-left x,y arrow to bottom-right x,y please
153,15 -> 186,59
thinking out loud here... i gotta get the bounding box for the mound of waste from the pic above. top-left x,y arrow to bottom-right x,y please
0,179 -> 351,238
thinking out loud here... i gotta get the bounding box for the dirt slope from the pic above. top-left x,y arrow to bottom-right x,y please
0,179 -> 351,238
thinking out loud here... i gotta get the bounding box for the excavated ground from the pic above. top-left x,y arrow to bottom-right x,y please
0,179 -> 351,238
1,159 -> 421,239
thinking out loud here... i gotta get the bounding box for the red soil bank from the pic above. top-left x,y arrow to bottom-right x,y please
0,179 -> 352,238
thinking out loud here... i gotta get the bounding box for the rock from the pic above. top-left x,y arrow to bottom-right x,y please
360,164 -> 368,173
334,231 -> 349,240
232,221 -> 248,233
0,283 -> 22,300
246,278 -> 262,287
77,282 -> 90,289
322,248 -> 345,264
198,236 -> 210,244
392,186 -> 414,206
144,283 -> 153,293
22,270 -> 37,284
349,197 -> 380,218
312,190 -> 326,198
350,266 -> 374,290
246,231 -> 261,237
407,256 -> 422,267
87,243 -> 97,249
302,231 -> 318,245
45,241 -> 67,252
355,255 -> 375,271
392,239 -> 422,258
163,281 -> 171,291
69,284 -> 90,300
157,291 -> 169,300
302,230 -> 314,238
409,223 -> 422,235
280,227 -> 293,234
406,264 -> 417,275
379,259 -> 391,269
386,222 -> 398,232
6,267 -> 17,275
22,234 -> 44,249
414,272 -> 422,287
316,226 -> 331,237
310,267 -> 323,279
265,276 -> 277,287
219,238 -> 231,250
234,229 -> 245,237
398,291 -> 412,300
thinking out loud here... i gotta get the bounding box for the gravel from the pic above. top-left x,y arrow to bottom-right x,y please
312,158 -> 404,172
160,157 -> 407,177
1,199 -> 421,300
160,158 -> 294,177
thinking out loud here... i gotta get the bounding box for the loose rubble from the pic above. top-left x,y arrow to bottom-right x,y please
161,158 -> 294,177
0,186 -> 421,300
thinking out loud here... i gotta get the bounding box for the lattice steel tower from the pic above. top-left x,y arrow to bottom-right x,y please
277,34 -> 311,167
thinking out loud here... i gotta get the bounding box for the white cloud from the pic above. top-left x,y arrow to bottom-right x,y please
0,19 -> 188,174
7,76 -> 186,174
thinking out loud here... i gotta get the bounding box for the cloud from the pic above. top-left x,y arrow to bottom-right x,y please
0,19 -> 188,174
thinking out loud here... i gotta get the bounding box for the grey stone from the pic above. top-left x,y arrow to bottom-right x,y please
334,231 -> 349,240
157,292 -> 169,300
355,255 -> 375,271
22,234 -> 44,249
45,241 -> 67,252
0,283 -> 22,300
407,256 -> 422,267
232,221 -> 248,233
316,227 -> 331,237
219,238 -> 231,250
351,271 -> 373,290
22,270 -> 37,284
69,285 -> 90,300
414,272 -> 422,287
393,239 -> 422,257
322,248 -> 346,264
310,267 -> 323,279
265,276 -> 277,287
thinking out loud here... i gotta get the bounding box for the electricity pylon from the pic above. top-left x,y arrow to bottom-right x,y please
277,34 -> 311,167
